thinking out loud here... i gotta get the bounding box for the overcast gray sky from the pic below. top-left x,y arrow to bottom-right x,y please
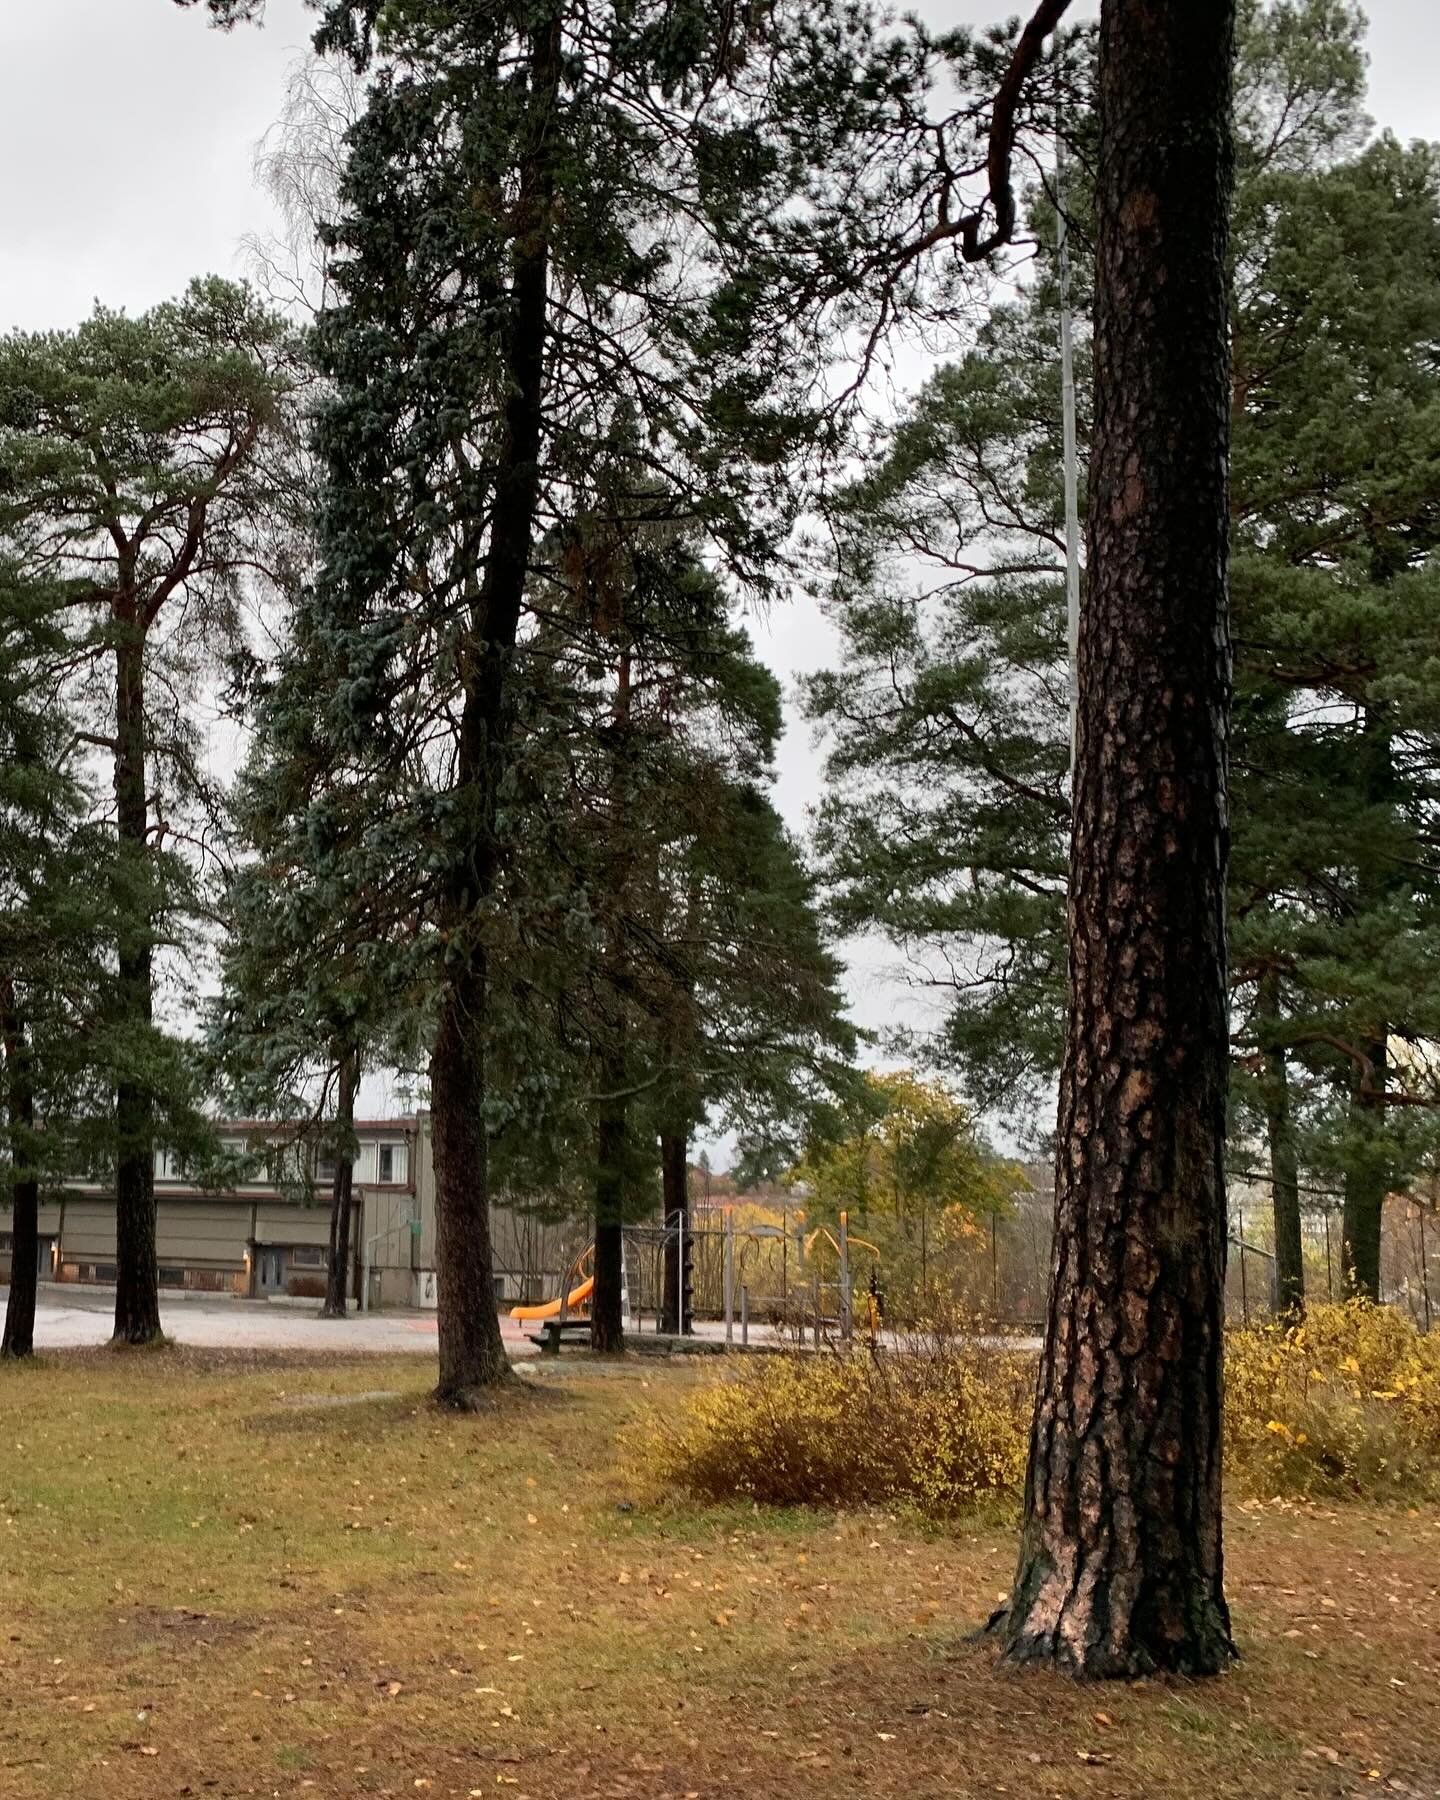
2,0 -> 1436,1132
3,1 -> 1435,334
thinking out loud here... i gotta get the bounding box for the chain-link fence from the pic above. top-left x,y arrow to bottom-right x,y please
490,1173 -> 1435,1335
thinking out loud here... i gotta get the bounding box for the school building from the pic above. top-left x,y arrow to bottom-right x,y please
0,1112 -> 590,1311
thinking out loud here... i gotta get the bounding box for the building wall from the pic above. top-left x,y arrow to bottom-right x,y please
393,1118 -> 596,1305
0,1119 -> 420,1301
487,1203 -> 585,1304
5,1113 -> 591,1310
362,1184 -> 420,1308
413,1115 -> 437,1274
0,1201 -> 64,1284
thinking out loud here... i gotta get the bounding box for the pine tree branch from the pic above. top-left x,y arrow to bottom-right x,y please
172,0 -> 266,24
900,0 -> 1076,270
938,704 -> 1069,819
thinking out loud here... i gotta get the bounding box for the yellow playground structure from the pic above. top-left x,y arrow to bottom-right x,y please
509,1244 -> 595,1322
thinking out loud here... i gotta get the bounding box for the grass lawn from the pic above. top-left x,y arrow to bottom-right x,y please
1,1349 -> 1437,1800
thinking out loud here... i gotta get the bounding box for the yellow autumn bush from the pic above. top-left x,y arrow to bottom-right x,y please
646,1344 -> 1031,1519
650,1302 -> 1440,1519
1225,1301 -> 1440,1499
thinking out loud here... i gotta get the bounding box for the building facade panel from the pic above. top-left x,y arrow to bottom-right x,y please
252,1205 -> 334,1247
153,1201 -> 253,1259
57,1200 -> 119,1262
0,1115 -> 578,1310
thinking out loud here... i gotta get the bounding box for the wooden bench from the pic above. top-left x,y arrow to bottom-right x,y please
527,1317 -> 593,1355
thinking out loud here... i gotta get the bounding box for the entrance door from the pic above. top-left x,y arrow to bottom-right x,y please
257,1248 -> 287,1296
36,1236 -> 54,1281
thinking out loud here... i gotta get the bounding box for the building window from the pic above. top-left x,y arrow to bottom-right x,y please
316,1156 -> 337,1184
265,1144 -> 300,1185
378,1144 -> 396,1183
290,1245 -> 329,1269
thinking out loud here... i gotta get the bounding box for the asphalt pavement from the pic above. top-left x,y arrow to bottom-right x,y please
13,1285 -> 1031,1357
22,1284 -> 453,1354
15,1286 -> 783,1356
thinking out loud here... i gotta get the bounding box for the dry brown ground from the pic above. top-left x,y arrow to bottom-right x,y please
0,1347 -> 1436,1800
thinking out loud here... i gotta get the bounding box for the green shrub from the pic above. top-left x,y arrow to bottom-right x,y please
645,1344 -> 1032,1519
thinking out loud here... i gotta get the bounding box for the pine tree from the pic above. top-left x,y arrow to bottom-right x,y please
215,613 -> 428,1320
807,2 -> 1440,1312
486,522 -> 855,1352
1228,126 -> 1440,1298
805,308 -> 1075,1123
994,0 -> 1240,1678
174,0 -> 264,20
0,560 -> 116,1357
280,0 -> 914,1405
0,280 -> 295,1344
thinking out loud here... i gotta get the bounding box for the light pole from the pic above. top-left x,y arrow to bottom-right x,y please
1057,89 -> 1082,777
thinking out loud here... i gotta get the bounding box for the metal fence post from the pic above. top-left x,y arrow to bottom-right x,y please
838,1209 -> 852,1343
740,1283 -> 749,1348
677,1205 -> 686,1335
723,1208 -> 735,1346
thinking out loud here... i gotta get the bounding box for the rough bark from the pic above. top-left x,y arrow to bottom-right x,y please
999,0 -> 1238,1679
322,1047 -> 359,1319
591,1091 -> 627,1354
428,13 -> 559,1406
112,626 -> 163,1347
1342,1038 -> 1388,1302
661,1130 -> 690,1334
431,959 -> 512,1399
1,983 -> 39,1360
589,639 -> 637,1356
1341,709 -> 1396,1303
1259,969 -> 1304,1316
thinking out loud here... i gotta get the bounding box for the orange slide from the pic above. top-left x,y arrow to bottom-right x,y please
510,1274 -> 595,1322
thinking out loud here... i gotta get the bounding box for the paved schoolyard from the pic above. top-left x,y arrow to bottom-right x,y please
16,1285 -> 1032,1357
22,1284 -> 464,1354
16,1286 -> 789,1356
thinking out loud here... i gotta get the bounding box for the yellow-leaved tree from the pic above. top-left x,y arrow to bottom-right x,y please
789,1070 -> 1020,1318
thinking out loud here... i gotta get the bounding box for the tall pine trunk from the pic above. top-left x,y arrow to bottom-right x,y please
591,1087 -> 627,1354
431,958 -> 511,1397
112,626 -> 163,1347
1,982 -> 39,1360
660,876 -> 700,1337
322,1047 -> 359,1319
661,1129 -> 689,1334
1000,0 -> 1237,1678
1342,1038 -> 1388,1301
429,13 -> 559,1407
1341,707 -> 1395,1302
1259,968 -> 1304,1316
591,647 -> 634,1356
